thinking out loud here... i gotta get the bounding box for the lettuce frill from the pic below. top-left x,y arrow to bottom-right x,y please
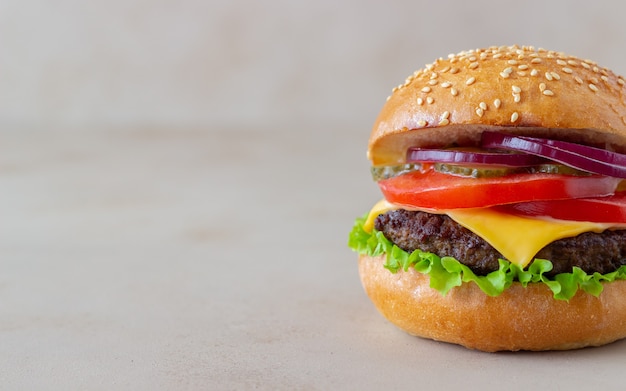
349,214 -> 626,300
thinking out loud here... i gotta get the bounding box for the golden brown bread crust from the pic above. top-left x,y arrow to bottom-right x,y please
369,45 -> 626,165
359,254 -> 626,352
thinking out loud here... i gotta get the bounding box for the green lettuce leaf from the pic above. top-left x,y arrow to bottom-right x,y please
348,214 -> 626,300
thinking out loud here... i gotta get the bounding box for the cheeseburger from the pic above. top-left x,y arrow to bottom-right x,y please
349,45 -> 626,352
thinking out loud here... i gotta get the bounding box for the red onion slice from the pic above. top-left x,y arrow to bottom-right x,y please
406,148 -> 547,167
538,138 -> 626,165
481,132 -> 626,178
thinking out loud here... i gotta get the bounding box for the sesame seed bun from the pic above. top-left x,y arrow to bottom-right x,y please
369,45 -> 626,165
359,254 -> 626,352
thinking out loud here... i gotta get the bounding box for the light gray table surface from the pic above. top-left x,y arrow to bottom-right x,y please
3,125 -> 626,390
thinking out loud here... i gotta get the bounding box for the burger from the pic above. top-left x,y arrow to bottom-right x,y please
348,45 -> 626,352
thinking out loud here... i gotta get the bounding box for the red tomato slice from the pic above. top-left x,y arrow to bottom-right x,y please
378,168 -> 621,209
494,193 -> 626,223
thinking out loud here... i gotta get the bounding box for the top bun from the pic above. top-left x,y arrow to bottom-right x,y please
369,45 -> 626,165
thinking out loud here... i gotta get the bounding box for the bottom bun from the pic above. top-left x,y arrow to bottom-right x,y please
359,255 -> 626,352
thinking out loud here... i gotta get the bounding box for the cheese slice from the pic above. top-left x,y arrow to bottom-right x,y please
363,199 -> 399,232
446,208 -> 611,268
364,199 -> 615,268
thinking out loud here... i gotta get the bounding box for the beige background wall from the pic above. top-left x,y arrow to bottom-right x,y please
4,2 -> 626,388
2,0 -> 626,132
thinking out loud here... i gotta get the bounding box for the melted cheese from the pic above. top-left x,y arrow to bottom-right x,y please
363,199 -> 399,232
446,208 -> 611,268
365,200 -> 615,268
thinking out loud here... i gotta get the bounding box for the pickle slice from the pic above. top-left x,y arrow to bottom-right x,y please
434,163 -> 591,178
371,163 -> 421,181
529,164 -> 591,176
434,163 -> 519,178
371,162 -> 591,181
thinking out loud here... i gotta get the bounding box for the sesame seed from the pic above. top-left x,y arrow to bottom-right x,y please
511,112 -> 519,123
562,67 -> 573,74
442,111 -> 450,120
493,53 -> 503,59
518,71 -> 527,77
531,58 -> 542,64
550,72 -> 561,80
513,93 -> 521,103
545,72 -> 554,81
539,83 -> 546,92
439,118 -> 450,126
417,120 -> 428,127
542,89 -> 555,96
556,59 -> 567,66
589,83 -> 599,92
440,82 -> 452,88
417,97 -> 424,105
518,64 -> 529,70
618,79 -> 625,86
567,60 -> 578,66
590,77 -> 599,84
466,77 -> 476,85
451,88 -> 458,96
469,62 -> 479,69
503,67 -> 514,75
574,76 -> 584,84
479,102 -> 487,111
440,66 -> 450,73
449,67 -> 460,74
581,62 -> 591,69
428,79 -> 438,85
427,96 -> 435,104
500,72 -> 510,78
530,69 -> 539,76
421,86 -> 432,93
494,98 -> 501,109
508,59 -> 518,65
512,85 -> 521,93
601,75 -> 609,82
476,108 -> 484,117
430,72 -> 438,79
593,66 -> 600,73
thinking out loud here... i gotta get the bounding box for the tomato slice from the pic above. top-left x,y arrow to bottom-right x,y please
378,168 -> 621,209
494,193 -> 626,223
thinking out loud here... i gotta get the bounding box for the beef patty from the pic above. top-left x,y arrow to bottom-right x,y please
375,209 -> 626,276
